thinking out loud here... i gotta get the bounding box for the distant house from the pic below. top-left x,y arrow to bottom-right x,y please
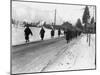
85,23 -> 96,33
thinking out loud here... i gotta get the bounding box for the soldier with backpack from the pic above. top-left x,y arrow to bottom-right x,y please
58,28 -> 61,37
24,26 -> 33,43
40,27 -> 45,40
51,29 -> 55,38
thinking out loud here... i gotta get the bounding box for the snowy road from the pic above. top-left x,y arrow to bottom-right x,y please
43,34 -> 96,72
11,36 -> 82,74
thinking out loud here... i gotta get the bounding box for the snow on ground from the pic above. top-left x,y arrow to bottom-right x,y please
43,34 -> 96,72
12,37 -> 68,74
12,24 -> 96,73
12,24 -> 63,45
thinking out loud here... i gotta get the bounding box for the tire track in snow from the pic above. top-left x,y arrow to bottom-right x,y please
41,35 -> 83,72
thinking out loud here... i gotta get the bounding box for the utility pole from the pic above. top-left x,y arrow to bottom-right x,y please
54,9 -> 56,26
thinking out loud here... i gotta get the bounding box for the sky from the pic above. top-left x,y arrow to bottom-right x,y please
12,1 -> 96,25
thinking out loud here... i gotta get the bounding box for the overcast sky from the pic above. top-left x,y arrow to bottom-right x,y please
12,1 -> 95,25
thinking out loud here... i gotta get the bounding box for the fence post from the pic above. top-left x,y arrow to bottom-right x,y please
89,34 -> 91,46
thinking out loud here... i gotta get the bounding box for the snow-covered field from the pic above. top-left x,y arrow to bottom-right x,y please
43,34 -> 96,71
12,24 -> 63,45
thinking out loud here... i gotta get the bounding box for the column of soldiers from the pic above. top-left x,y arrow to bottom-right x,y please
64,29 -> 82,43
24,23 -> 81,43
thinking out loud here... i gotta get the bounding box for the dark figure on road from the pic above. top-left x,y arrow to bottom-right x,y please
51,29 -> 55,38
64,30 -> 66,35
58,28 -> 61,37
40,27 -> 45,40
65,29 -> 71,43
24,26 -> 33,43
